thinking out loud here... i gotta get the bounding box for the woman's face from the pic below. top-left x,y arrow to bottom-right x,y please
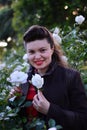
26,39 -> 54,75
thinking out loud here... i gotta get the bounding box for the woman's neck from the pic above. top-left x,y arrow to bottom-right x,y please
37,67 -> 48,76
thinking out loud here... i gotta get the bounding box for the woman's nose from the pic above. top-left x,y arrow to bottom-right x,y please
35,52 -> 41,59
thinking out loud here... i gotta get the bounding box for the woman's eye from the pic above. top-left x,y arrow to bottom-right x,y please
40,49 -> 46,53
28,50 -> 35,54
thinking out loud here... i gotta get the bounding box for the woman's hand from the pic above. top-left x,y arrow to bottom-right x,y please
8,86 -> 22,98
32,90 -> 50,115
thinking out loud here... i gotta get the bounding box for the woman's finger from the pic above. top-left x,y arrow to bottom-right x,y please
8,87 -> 22,99
14,87 -> 22,93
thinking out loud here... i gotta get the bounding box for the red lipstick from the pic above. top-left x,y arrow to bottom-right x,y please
35,61 -> 43,66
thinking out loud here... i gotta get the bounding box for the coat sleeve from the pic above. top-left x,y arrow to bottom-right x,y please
47,71 -> 87,129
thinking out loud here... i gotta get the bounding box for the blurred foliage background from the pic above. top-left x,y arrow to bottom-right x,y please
0,0 -> 87,43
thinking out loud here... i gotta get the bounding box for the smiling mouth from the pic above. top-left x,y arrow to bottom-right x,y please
34,61 -> 44,65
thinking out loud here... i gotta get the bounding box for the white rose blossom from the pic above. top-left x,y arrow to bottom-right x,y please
14,65 -> 23,71
75,15 -> 85,25
6,106 -> 12,111
61,56 -> 68,62
23,53 -> 28,62
48,127 -> 57,130
7,70 -> 28,86
13,62 -> 30,72
53,27 -> 62,44
0,112 -> 5,118
0,62 -> 6,70
53,27 -> 60,34
31,74 -> 44,89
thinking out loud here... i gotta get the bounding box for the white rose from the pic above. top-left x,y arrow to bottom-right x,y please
61,56 -> 68,62
7,70 -> 28,86
53,33 -> 62,44
31,74 -> 44,89
14,65 -> 23,71
0,62 -> 6,70
53,27 -> 60,34
23,53 -> 28,62
0,112 -> 5,117
48,127 -> 57,130
75,15 -> 85,25
53,27 -> 62,44
6,106 -> 12,111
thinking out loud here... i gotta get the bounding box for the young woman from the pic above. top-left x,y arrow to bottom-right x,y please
9,25 -> 87,130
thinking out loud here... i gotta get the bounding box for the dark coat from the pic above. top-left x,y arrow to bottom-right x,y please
21,62 -> 87,130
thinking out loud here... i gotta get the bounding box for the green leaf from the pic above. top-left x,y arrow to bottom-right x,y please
17,96 -> 26,107
22,101 -> 32,107
48,119 -> 56,128
56,125 -> 63,130
7,113 -> 17,117
36,120 -> 45,130
15,107 -> 20,114
9,96 -> 26,108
